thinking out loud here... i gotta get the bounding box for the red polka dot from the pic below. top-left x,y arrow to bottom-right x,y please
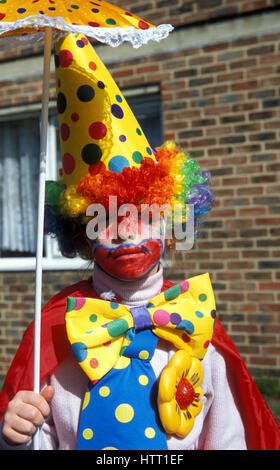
138,20 -> 150,30
81,37 -> 88,45
89,61 -> 97,70
88,21 -> 100,27
182,333 -> 191,343
125,12 -> 133,16
59,49 -> 73,68
90,358 -> 99,368
0,14 -> 6,21
62,153 -> 75,175
61,123 -> 70,141
104,341 -> 111,347
89,121 -> 107,140
58,168 -> 63,177
71,112 -> 79,122
153,309 -> 170,326
204,340 -> 210,349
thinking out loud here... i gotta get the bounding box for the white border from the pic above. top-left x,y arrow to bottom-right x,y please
0,16 -> 173,49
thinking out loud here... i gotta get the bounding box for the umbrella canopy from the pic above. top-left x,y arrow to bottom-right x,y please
0,0 -> 172,47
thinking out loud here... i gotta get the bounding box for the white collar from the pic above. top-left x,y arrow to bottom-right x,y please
92,263 -> 163,307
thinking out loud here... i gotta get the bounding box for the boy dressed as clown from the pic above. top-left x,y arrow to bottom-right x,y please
0,33 -> 279,450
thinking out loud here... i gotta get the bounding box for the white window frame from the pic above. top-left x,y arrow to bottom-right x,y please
0,101 -> 88,271
0,85 -> 161,272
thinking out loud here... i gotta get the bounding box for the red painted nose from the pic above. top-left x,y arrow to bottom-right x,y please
117,215 -> 138,239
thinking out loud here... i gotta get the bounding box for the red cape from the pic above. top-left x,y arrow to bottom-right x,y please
1,278 -> 279,450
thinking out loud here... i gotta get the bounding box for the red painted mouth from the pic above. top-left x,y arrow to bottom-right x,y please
108,245 -> 149,259
94,240 -> 162,280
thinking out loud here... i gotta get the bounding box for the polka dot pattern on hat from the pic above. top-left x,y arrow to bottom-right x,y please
54,32 -> 156,187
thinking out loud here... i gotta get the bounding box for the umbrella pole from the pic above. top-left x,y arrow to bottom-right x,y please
33,26 -> 53,451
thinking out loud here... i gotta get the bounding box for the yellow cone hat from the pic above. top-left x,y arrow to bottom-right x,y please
54,33 -> 156,187
46,33 -> 214,260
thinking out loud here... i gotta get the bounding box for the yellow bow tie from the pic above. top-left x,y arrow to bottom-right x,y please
65,273 -> 216,383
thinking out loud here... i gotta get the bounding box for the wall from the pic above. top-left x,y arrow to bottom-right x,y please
117,0 -> 280,26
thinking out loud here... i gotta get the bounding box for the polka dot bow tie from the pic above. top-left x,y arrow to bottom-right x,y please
65,273 -> 216,450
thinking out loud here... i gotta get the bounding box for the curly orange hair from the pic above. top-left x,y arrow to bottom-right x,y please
77,154 -> 174,210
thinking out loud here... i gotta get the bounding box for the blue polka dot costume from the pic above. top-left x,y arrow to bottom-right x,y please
77,329 -> 167,450
65,274 -> 216,449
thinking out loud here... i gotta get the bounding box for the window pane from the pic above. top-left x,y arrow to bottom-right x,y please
0,116 -> 40,257
127,94 -> 163,148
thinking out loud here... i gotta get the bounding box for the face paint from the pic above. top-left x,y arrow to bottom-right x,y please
93,214 -> 164,281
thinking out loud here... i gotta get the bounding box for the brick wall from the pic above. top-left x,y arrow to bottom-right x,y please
0,2 -> 280,385
107,31 -> 280,378
1,0 -> 279,62
116,0 -> 280,27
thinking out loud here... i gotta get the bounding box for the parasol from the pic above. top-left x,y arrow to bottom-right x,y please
0,1 -> 173,449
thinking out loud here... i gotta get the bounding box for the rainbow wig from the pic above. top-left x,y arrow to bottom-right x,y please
44,141 -> 215,260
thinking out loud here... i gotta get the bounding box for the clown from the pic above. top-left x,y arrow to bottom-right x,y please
0,33 -> 279,450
